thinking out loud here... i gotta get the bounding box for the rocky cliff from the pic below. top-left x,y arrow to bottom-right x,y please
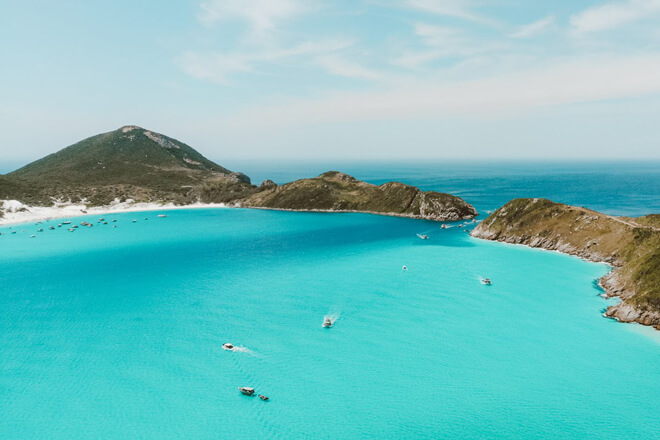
471,198 -> 660,329
238,171 -> 478,222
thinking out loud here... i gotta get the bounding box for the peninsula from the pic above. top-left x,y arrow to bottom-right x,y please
0,126 -> 477,223
471,198 -> 660,330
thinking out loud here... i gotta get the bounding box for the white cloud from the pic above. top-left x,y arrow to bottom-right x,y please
220,54 -> 660,127
177,39 -> 353,84
199,0 -> 313,33
570,0 -> 660,33
316,55 -> 381,80
392,23 -> 496,68
403,0 -> 477,21
511,16 -> 555,39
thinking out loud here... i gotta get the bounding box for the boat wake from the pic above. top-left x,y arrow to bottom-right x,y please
323,313 -> 340,327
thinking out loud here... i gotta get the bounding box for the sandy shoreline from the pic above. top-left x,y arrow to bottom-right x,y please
0,200 -> 229,227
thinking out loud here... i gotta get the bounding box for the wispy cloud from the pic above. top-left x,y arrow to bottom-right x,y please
570,0 -> 660,33
177,40 -> 352,85
403,0 -> 479,21
316,55 -> 381,80
221,54 -> 660,127
199,0 -> 315,33
511,16 -> 555,39
393,23 -> 498,69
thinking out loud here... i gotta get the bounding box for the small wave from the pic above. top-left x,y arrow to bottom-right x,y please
231,345 -> 253,354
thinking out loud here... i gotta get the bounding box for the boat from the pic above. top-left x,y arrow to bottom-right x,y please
259,395 -> 269,401
63,221 -> 71,225
38,228 -> 43,232
68,228 -> 75,232
157,214 -> 167,218
222,343 -> 234,350
30,235 -> 36,238
238,387 -> 255,396
112,220 -> 117,222
322,317 -> 333,328
481,278 -> 492,286
402,265 -> 408,271
49,226 -> 55,230
441,224 -> 447,229
416,233 -> 429,240
132,220 -> 137,223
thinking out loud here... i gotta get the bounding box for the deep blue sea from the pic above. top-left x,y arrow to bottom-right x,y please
1,161 -> 659,439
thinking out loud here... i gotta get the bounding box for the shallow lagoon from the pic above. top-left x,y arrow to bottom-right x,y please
1,208 -> 658,439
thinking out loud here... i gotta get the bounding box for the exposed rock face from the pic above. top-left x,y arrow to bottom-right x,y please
471,198 -> 660,330
238,171 -> 477,221
260,179 -> 277,190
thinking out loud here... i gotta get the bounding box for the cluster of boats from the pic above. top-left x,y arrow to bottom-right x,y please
227,315 -> 338,401
238,387 -> 269,401
223,344 -> 270,401
2,214 -> 169,238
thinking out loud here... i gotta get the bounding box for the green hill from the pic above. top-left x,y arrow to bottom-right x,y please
239,171 -> 478,221
6,126 -> 254,205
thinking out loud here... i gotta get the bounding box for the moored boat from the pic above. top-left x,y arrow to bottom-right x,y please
239,387 -> 255,396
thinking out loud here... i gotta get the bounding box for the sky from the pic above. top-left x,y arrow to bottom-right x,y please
1,0 -> 660,164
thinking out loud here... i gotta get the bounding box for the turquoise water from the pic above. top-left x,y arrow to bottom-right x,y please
1,208 -> 659,439
229,160 -> 660,217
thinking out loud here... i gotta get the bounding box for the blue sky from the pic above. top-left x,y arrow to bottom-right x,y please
1,0 -> 660,163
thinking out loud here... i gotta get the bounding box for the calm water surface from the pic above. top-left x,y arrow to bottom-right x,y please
1,207 -> 659,439
1,161 -> 660,439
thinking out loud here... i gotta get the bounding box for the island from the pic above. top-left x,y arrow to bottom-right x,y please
471,198 -> 660,329
239,171 -> 477,221
0,126 -> 477,223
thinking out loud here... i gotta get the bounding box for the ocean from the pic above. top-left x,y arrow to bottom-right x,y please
1,162 -> 659,439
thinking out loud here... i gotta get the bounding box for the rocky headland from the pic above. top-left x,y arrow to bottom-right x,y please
471,198 -> 660,330
0,126 -> 477,223
239,171 -> 477,221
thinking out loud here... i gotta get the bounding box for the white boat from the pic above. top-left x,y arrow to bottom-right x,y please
322,317 -> 333,328
157,214 -> 167,218
259,394 -> 269,401
238,387 -> 255,396
441,224 -> 447,229
416,233 -> 429,240
481,278 -> 492,286
222,343 -> 234,350
402,265 -> 408,271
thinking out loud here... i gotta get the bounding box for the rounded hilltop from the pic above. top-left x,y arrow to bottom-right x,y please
0,127 -> 477,222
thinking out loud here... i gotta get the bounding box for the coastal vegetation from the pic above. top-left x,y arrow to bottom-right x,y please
239,171 -> 478,221
471,198 -> 660,329
0,126 -> 477,222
